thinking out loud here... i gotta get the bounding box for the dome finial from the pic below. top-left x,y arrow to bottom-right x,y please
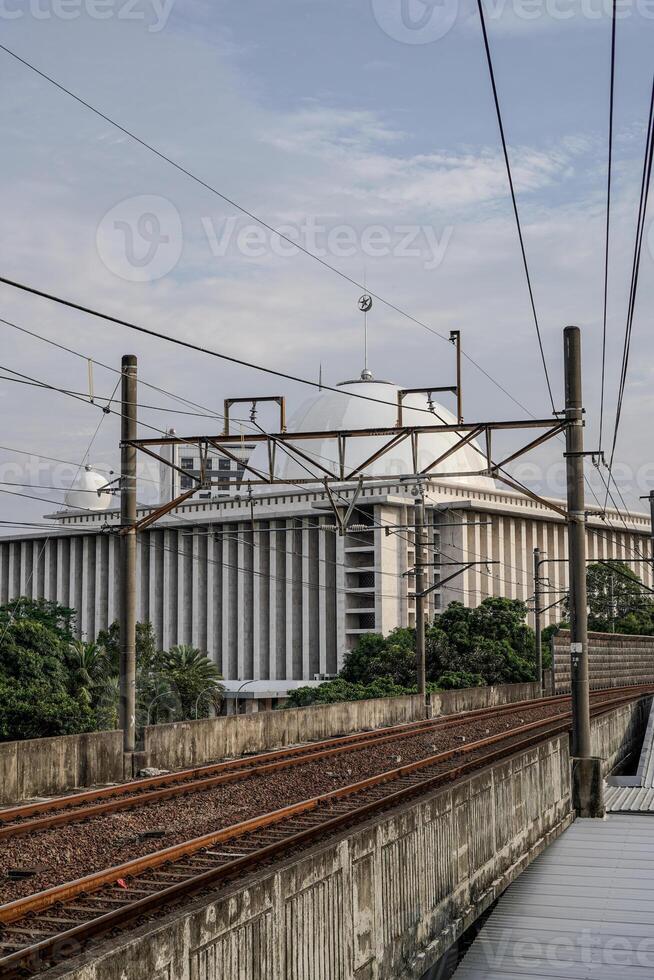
360,368 -> 373,382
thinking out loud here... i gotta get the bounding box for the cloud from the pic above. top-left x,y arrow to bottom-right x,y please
0,7 -> 651,530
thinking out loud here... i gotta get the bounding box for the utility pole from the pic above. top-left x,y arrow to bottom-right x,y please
119,354 -> 138,761
414,487 -> 426,698
533,547 -> 543,695
640,490 -> 654,566
564,326 -> 601,816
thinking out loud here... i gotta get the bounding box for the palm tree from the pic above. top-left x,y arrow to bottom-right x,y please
68,640 -> 109,708
156,645 -> 224,720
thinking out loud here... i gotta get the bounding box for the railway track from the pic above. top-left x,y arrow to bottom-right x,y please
0,690 -> 581,841
0,686 -> 650,977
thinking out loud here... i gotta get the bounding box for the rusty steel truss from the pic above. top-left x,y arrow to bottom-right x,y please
124,398 -> 570,533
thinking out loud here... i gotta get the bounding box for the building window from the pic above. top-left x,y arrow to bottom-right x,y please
181,457 -> 194,469
218,459 -> 231,472
180,474 -> 193,489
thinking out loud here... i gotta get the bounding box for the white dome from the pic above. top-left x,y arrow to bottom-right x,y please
64,466 -> 112,512
254,374 -> 495,490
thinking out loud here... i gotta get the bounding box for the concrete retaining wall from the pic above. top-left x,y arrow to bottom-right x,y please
0,683 -> 541,806
49,697 -> 650,980
0,730 -> 124,806
50,734 -> 573,980
552,630 -> 654,693
143,682 -> 541,771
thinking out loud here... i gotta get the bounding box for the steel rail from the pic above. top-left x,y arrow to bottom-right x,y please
0,688 -> 650,976
0,692 -> 577,837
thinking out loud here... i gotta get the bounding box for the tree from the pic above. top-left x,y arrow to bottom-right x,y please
0,599 -> 94,740
68,640 -> 109,708
340,628 -> 416,687
155,645 -> 224,719
579,562 -> 654,634
304,597 -> 538,707
96,620 -> 158,672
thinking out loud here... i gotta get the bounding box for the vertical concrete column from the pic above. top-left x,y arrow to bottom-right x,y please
106,533 -> 117,627
95,536 -> 106,635
318,517 -> 328,677
206,530 -> 216,665
162,528 -> 177,650
252,525 -> 262,680
177,531 -> 188,646
82,536 -> 95,639
19,540 -> 30,597
190,531 -> 201,650
268,521 -> 278,680
459,513 -> 470,602
221,532 -> 232,678
285,519 -> 295,679
335,530 -> 347,672
301,521 -> 311,679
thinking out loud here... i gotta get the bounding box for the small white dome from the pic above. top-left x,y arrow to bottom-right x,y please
252,375 -> 495,491
64,466 -> 112,512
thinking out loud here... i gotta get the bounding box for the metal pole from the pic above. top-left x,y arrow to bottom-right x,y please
414,489 -> 426,697
564,327 -> 592,761
642,490 -> 654,566
533,547 -> 543,695
120,354 -> 138,756
450,330 -> 463,424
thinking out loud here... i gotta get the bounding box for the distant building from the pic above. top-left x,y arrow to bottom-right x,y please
0,372 -> 650,711
157,428 -> 255,501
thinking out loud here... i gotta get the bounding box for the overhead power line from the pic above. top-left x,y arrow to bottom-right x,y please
604,69 -> 654,507
599,0 -> 617,452
475,0 -> 555,414
0,274 -> 460,418
0,41 -> 540,420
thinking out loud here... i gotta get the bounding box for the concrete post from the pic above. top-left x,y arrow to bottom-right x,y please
414,490 -> 426,697
119,355 -> 138,759
564,326 -> 603,817
533,547 -> 543,695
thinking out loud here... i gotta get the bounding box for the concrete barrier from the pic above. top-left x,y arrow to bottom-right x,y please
49,696 -> 650,980
143,682 -> 541,772
552,629 -> 654,693
0,730 -> 124,806
0,683 -> 541,805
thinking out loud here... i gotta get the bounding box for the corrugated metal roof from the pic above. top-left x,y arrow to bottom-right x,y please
605,701 -> 654,813
605,785 -> 654,812
453,815 -> 654,979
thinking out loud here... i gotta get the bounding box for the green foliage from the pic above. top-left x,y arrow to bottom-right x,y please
151,645 -> 224,721
579,563 -> 654,635
285,675 -> 411,708
340,628 -> 416,687
0,599 -> 94,740
288,597 -> 537,707
0,603 -> 224,740
96,620 -> 158,673
434,671 -> 485,690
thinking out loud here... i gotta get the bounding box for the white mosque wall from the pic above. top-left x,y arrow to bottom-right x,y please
0,483 -> 651,684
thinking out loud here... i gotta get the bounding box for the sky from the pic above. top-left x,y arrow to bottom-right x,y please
0,0 -> 653,529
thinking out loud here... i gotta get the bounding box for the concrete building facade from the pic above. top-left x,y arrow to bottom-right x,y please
0,373 -> 651,702
0,477 -> 650,691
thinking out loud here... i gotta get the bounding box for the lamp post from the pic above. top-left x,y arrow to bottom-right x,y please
234,679 -> 255,715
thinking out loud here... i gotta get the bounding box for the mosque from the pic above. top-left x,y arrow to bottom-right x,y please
0,369 -> 650,711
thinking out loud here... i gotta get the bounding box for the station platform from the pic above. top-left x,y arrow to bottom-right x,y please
453,814 -> 654,978
453,702 -> 654,978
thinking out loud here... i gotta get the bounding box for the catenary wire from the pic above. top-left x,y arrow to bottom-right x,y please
475,0 -> 555,413
0,41 -> 550,419
599,0 -> 617,452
